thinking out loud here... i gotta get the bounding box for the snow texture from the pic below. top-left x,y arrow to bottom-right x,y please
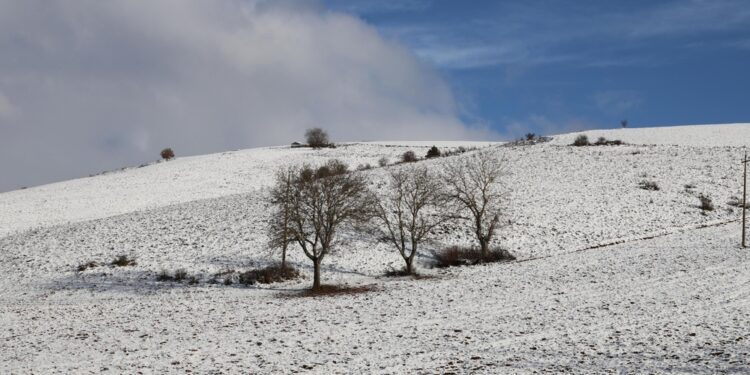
1,124 -> 750,373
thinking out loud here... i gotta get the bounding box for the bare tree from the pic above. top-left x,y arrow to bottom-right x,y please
374,166 -> 446,274
268,167 -> 295,269
443,151 -> 506,259
270,160 -> 372,289
305,127 -> 329,149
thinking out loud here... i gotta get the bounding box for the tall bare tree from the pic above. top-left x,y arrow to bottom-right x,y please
268,167 -> 295,269
443,151 -> 506,259
270,160 -> 372,289
374,166 -> 446,274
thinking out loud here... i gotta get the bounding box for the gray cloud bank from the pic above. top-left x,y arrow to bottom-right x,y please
0,0 -> 493,192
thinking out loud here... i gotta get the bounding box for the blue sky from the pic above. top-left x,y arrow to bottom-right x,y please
325,0 -> 750,136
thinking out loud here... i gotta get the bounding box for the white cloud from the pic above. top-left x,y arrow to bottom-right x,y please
0,0 -> 495,191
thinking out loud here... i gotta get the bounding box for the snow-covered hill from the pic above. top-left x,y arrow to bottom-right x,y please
1,124 -> 749,373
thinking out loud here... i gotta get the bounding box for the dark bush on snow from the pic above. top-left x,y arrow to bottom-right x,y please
156,269 -> 190,282
699,194 -> 714,212
572,135 -> 589,146
239,264 -> 300,285
638,180 -> 660,191
77,261 -> 98,272
378,157 -> 389,167
174,269 -> 188,281
111,255 -> 136,267
401,150 -> 418,163
433,246 -> 515,268
425,146 -> 441,159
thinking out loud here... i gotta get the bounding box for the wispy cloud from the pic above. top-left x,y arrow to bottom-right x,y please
370,0 -> 750,70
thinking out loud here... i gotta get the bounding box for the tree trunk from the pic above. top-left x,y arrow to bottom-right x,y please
479,238 -> 488,260
405,257 -> 413,275
312,258 -> 321,290
281,243 -> 287,269
405,241 -> 417,275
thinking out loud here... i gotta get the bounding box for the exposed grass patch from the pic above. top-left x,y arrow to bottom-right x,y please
76,261 -> 98,272
728,196 -> 749,208
111,255 -> 136,267
288,284 -> 377,298
638,180 -> 660,191
433,246 -> 516,268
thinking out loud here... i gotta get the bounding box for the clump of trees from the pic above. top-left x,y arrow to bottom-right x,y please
268,150 -> 511,289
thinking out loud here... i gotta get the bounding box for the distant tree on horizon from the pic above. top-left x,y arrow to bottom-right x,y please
160,148 -> 175,161
305,128 -> 329,149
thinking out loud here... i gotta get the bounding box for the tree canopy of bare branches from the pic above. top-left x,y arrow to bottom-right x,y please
268,167 -> 296,269
374,166 -> 447,274
269,159 -> 372,289
443,151 -> 506,258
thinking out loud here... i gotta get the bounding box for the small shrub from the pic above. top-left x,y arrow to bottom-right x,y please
595,137 -> 607,146
160,148 -> 175,161
156,270 -> 173,282
77,261 -> 98,272
356,163 -> 372,171
239,264 -> 300,285
572,135 -> 589,147
699,194 -> 714,212
223,277 -> 233,286
728,196 -> 749,208
433,246 -> 515,268
188,276 -> 199,285
111,255 -> 136,267
425,146 -> 441,159
638,180 -> 660,191
378,157 -> 389,167
684,183 -> 696,192
525,133 -> 536,141
401,150 -> 417,163
174,269 -> 188,281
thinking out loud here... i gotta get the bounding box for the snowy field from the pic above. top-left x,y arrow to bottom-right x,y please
1,124 -> 750,373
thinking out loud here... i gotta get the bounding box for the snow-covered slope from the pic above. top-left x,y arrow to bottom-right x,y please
549,123 -> 750,147
0,142 -> 494,238
1,124 -> 749,373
